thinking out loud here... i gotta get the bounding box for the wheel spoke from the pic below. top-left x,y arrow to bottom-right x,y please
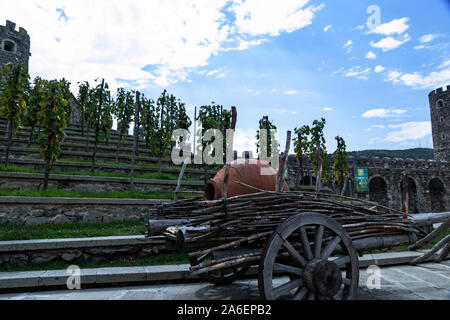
321,235 -> 341,260
342,278 -> 351,286
283,240 -> 307,267
273,263 -> 304,276
293,287 -> 308,300
273,279 -> 303,298
332,255 -> 350,266
314,225 -> 324,259
300,227 -> 314,261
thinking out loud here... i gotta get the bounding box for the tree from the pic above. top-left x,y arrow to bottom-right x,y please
25,76 -> 44,146
196,103 -> 231,164
256,115 -> 277,158
113,88 -> 135,162
308,118 -> 330,193
85,79 -> 113,172
150,90 -> 192,173
77,81 -> 91,150
139,93 -> 156,149
0,62 -> 30,167
333,136 -> 349,199
293,125 -> 310,189
36,79 -> 71,190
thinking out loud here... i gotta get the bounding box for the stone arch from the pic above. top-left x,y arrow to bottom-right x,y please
369,176 -> 388,206
436,99 -> 444,108
429,178 -> 445,212
2,39 -> 16,53
400,177 -> 418,213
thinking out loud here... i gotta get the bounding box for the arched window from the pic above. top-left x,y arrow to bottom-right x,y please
436,99 -> 444,108
2,40 -> 16,53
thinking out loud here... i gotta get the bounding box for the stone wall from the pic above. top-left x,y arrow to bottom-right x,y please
0,20 -> 30,72
0,197 -> 169,225
0,236 -> 169,268
287,154 -> 450,213
429,86 -> 450,162
0,172 -> 204,194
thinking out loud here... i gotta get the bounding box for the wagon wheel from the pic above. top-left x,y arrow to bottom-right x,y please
190,252 -> 251,285
259,212 -> 359,300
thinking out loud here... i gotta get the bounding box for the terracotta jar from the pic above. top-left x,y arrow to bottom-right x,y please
204,159 -> 289,200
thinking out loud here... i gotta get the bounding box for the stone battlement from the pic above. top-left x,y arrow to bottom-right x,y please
0,20 -> 31,71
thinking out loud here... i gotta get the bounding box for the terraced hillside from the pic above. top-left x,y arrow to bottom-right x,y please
0,116 -> 216,196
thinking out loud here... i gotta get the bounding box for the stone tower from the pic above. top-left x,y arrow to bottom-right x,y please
429,85 -> 450,162
0,20 -> 31,72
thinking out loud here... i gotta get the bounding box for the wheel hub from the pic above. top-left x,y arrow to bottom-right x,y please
303,259 -> 342,297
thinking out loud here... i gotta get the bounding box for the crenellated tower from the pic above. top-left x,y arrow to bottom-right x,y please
0,20 -> 31,72
429,85 -> 450,162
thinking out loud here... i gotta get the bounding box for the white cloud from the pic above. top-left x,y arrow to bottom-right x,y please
419,34 -> 439,43
384,62 -> 450,89
365,51 -> 377,59
370,34 -> 411,51
323,25 -> 332,32
365,124 -> 386,131
374,65 -> 385,73
0,0 -> 323,91
322,107 -> 333,111
361,108 -> 407,118
345,66 -> 370,80
367,17 -> 409,35
343,40 -> 353,48
230,0 -> 325,36
284,90 -> 298,95
384,121 -> 431,143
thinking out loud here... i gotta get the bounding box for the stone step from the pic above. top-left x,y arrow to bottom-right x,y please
0,123 -> 150,150
2,146 -> 177,166
5,157 -> 216,180
0,171 -> 205,194
0,135 -> 157,158
0,250 -> 446,292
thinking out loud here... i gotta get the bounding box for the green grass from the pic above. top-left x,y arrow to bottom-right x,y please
0,188 -> 201,200
0,220 -> 147,241
0,164 -> 201,181
0,253 -> 189,272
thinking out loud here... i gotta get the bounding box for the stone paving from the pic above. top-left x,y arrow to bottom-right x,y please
0,261 -> 448,300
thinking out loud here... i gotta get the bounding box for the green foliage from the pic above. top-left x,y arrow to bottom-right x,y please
150,90 -> 192,161
256,115 -> 277,156
139,93 -> 157,146
24,76 -> 43,129
196,103 -> 231,161
293,125 -> 310,169
332,136 -> 349,185
293,118 -> 330,182
0,62 -> 30,133
86,79 -> 113,142
114,87 -> 135,148
36,79 -> 71,164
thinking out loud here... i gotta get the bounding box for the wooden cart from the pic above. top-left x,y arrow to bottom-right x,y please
147,191 -> 450,300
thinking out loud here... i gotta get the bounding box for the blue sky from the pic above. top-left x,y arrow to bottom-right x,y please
2,0 -> 449,154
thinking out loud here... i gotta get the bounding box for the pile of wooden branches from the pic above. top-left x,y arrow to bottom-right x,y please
147,190 -> 422,274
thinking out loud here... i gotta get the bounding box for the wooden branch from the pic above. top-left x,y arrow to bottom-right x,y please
408,219 -> 450,250
174,158 -> 188,201
410,234 -> 450,265
276,130 -> 291,192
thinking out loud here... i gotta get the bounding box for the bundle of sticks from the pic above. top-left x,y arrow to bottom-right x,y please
147,190 -> 424,275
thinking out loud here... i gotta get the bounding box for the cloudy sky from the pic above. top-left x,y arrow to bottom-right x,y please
1,0 -> 449,154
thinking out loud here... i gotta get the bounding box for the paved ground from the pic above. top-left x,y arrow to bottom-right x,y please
0,261 -> 448,300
